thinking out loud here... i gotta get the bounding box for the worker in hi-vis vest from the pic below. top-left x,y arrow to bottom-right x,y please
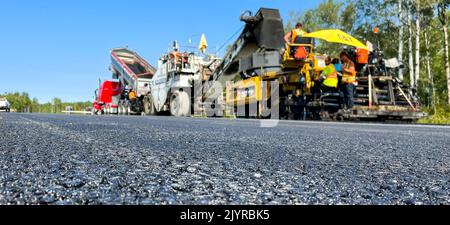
321,57 -> 339,90
284,22 -> 308,60
129,89 -> 137,103
340,52 -> 357,110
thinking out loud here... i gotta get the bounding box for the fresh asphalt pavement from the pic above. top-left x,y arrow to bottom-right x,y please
0,113 -> 449,205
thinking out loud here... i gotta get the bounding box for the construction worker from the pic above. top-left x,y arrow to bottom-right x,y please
142,83 -> 151,96
340,52 -> 357,110
169,41 -> 182,70
182,51 -> 190,69
284,22 -> 308,60
321,57 -> 339,91
129,89 -> 137,103
285,22 -> 306,44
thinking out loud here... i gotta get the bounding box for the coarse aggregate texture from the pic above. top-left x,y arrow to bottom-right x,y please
0,113 -> 449,205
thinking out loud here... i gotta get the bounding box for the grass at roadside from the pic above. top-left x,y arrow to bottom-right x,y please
419,116 -> 450,125
418,107 -> 450,125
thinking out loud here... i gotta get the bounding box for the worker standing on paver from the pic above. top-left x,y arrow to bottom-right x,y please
340,52 -> 357,110
284,22 -> 308,60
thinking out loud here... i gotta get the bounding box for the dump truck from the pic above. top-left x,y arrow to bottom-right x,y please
92,80 -> 120,115
110,48 -> 156,115
204,8 -> 427,122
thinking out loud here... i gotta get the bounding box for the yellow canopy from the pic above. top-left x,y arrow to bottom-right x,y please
302,29 -> 368,50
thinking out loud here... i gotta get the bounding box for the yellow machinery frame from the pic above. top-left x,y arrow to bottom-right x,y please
225,43 -> 327,116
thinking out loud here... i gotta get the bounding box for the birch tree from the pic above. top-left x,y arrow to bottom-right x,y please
399,0 -> 405,80
424,26 -> 437,112
438,1 -> 450,105
408,1 -> 416,89
415,1 -> 421,87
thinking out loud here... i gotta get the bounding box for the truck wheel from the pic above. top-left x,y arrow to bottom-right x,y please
143,97 -> 156,116
170,91 -> 190,117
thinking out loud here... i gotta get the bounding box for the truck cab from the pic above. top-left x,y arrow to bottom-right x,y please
92,80 -> 120,115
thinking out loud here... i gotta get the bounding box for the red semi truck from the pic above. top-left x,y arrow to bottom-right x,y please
92,80 -> 120,115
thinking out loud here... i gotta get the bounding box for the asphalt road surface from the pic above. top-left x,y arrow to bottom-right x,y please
1,113 -> 449,205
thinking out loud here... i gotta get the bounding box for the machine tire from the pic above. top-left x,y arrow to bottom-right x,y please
170,91 -> 190,117
143,96 -> 157,116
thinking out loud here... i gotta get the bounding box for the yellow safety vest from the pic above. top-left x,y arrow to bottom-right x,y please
291,29 -> 306,43
323,64 -> 338,88
342,62 -> 357,84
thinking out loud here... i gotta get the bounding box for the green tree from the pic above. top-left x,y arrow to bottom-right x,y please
2,92 -> 33,112
1,92 -> 92,114
51,98 -> 62,114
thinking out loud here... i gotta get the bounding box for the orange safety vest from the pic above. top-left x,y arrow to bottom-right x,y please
342,62 -> 357,84
291,28 -> 306,43
129,91 -> 137,101
170,51 -> 182,62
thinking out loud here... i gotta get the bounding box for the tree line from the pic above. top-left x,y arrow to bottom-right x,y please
1,92 -> 92,113
287,0 -> 450,117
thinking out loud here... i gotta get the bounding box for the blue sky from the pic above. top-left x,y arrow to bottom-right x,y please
0,0 -> 321,103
